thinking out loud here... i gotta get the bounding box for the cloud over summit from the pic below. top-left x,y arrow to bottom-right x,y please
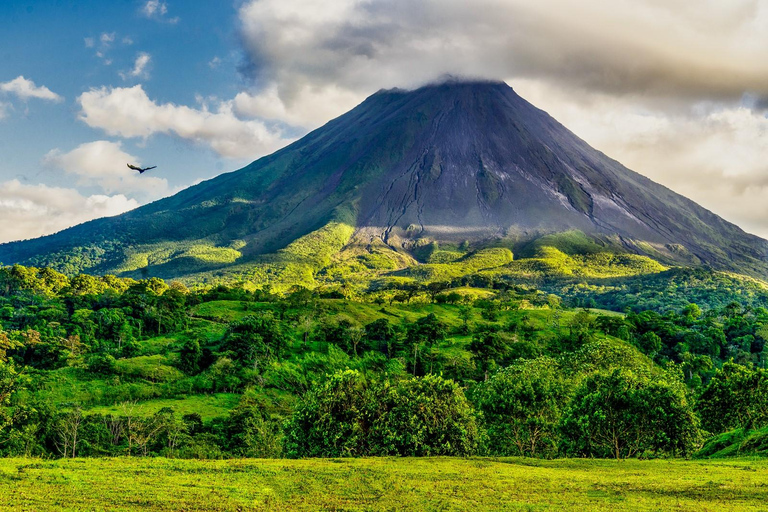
233,0 -> 768,237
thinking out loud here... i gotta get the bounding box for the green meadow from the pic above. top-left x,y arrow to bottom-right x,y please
1,457 -> 767,511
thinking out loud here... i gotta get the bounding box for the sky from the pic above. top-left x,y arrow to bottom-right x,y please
2,0 -> 768,242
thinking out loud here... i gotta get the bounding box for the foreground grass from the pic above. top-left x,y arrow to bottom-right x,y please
0,457 -> 767,511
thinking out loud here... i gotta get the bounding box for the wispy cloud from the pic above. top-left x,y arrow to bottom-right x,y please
141,0 -> 179,23
86,31 -> 120,65
119,52 -> 152,81
0,76 -> 62,102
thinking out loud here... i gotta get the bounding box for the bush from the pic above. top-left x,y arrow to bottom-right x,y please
284,370 -> 479,458
283,369 -> 372,458
698,362 -> 768,433
87,353 -> 117,375
475,358 -> 569,457
370,374 -> 479,456
560,368 -> 700,459
223,396 -> 282,458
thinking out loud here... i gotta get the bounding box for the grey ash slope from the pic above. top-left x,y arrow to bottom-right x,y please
1,80 -> 767,278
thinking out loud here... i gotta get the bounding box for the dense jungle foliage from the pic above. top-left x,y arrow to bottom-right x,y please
0,263 -> 767,460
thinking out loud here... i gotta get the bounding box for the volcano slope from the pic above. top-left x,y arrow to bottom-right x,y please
1,79 -> 766,285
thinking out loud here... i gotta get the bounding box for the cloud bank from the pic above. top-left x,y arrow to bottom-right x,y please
0,180 -> 137,243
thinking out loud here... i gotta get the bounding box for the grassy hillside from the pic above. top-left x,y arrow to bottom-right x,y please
697,426 -> 768,459
1,457 -> 767,511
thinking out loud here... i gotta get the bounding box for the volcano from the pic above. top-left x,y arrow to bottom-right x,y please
2,79 -> 767,280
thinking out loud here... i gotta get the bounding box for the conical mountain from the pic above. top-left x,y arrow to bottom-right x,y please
2,79 -> 767,280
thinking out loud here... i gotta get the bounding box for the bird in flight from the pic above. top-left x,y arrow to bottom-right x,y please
127,163 -> 157,174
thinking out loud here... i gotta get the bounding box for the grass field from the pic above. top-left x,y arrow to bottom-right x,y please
84,393 -> 241,421
0,457 -> 766,511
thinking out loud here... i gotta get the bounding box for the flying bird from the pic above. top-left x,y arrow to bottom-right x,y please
127,163 -> 157,174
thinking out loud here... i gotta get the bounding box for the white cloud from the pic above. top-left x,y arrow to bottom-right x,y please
77,85 -> 291,159
142,0 -> 178,23
237,0 -> 768,111
0,180 -> 138,243
120,52 -> 152,81
208,56 -> 221,69
0,76 -> 62,102
44,140 -> 168,199
88,32 -> 118,63
234,82 -> 361,128
143,0 -> 167,17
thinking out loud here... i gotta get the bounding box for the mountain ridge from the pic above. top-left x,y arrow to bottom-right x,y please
2,79 -> 767,281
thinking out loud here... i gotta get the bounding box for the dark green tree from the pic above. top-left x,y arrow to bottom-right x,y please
560,368 -> 700,459
475,358 -> 570,457
698,362 -> 768,433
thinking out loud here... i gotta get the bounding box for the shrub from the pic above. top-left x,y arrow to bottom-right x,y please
560,368 -> 700,459
698,362 -> 768,433
284,370 -> 479,458
475,358 -> 569,457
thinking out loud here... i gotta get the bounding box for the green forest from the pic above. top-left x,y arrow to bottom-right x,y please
1,262 -> 767,463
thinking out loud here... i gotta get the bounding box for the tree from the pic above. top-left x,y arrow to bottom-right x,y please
0,361 -> 19,438
223,394 -> 281,458
56,408 -> 83,458
698,362 -> 768,433
178,338 -> 202,374
369,374 -> 479,456
683,303 -> 702,319
317,319 -> 365,356
154,408 -> 188,457
560,369 -> 700,459
406,314 -> 447,374
636,331 -> 662,357
469,330 -> 514,381
562,310 -> 597,350
284,371 -> 479,458
407,314 -> 446,347
425,282 -> 449,302
223,313 -> 289,369
364,318 -> 397,357
283,369 -> 372,458
476,358 -> 569,457
287,286 -> 314,308
458,306 -> 473,333
595,316 -> 631,340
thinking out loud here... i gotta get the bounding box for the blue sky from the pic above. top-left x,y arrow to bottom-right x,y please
1,1 -> 246,191
2,0 -> 768,241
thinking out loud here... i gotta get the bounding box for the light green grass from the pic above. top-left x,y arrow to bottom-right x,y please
115,355 -> 183,383
0,457 -> 767,511
84,393 -> 240,420
189,301 -> 253,323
